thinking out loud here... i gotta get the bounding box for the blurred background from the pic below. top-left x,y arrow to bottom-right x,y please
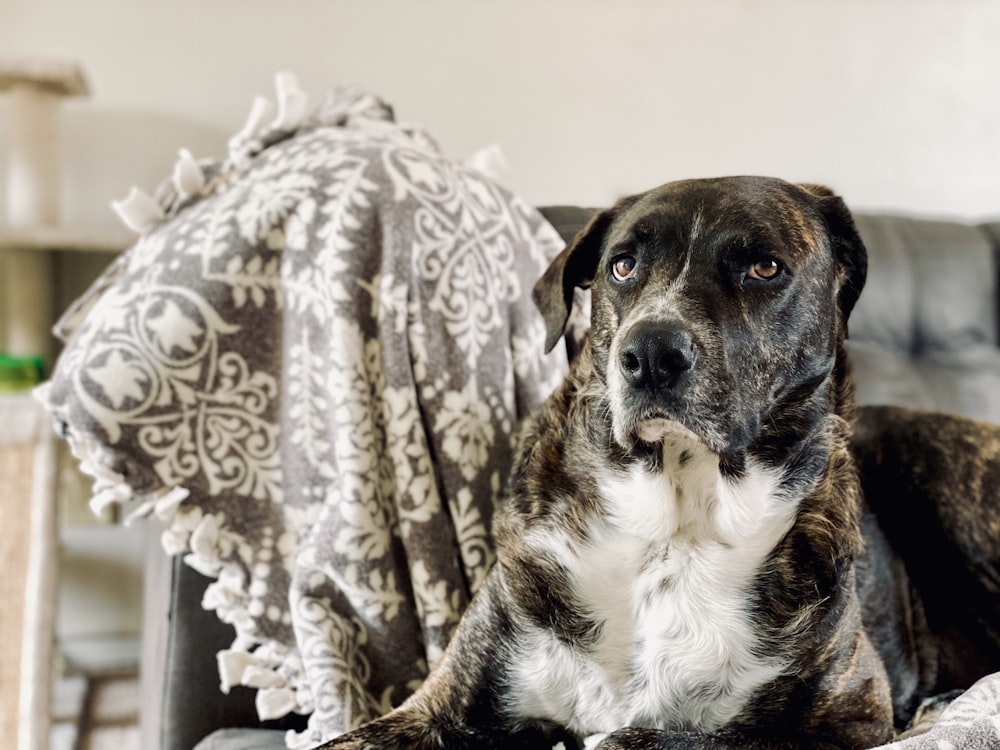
3,0 -> 999,220
0,1 -> 998,748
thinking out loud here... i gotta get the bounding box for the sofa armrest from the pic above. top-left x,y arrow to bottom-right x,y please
147,554 -> 307,750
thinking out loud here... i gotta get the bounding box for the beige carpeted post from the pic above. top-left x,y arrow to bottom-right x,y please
0,396 -> 56,750
0,440 -> 36,739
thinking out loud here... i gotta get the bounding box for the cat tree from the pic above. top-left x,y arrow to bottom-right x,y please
0,58 -> 87,750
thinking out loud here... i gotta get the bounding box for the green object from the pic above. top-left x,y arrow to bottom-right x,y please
0,353 -> 45,392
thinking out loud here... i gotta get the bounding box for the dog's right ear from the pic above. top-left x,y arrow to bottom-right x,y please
532,208 -> 616,353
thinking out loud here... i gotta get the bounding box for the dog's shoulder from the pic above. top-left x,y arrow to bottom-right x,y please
499,342 -> 612,538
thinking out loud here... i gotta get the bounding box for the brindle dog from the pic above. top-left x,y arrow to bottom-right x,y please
315,177 -> 1000,749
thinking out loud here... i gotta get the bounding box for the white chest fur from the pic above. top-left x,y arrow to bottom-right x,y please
507,435 -> 800,737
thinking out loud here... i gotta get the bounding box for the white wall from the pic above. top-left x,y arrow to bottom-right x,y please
2,0 -> 999,223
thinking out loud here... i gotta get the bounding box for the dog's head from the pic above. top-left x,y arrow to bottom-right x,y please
533,176 -> 867,456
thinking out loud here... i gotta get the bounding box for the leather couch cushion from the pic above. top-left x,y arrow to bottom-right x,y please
919,346 -> 1000,424
851,215 -> 997,354
846,340 -> 937,411
848,340 -> 1000,424
194,728 -> 287,750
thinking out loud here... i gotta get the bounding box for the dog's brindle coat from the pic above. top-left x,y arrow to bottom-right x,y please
317,177 -> 1000,750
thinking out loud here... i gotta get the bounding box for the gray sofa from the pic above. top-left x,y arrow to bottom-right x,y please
150,207 -> 1000,750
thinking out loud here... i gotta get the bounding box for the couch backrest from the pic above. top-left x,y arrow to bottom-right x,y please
537,206 -> 1000,424
850,215 -> 998,354
846,214 -> 1000,423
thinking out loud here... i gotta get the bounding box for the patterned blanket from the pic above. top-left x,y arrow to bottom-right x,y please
43,80 -> 567,748
41,79 -> 1000,749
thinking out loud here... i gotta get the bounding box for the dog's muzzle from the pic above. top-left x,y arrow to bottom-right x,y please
618,321 -> 696,392
610,319 -> 710,448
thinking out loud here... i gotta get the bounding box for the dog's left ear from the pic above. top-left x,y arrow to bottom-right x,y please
533,207 -> 616,353
799,183 -> 868,322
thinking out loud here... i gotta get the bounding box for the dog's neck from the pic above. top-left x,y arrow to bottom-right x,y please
595,426 -> 797,553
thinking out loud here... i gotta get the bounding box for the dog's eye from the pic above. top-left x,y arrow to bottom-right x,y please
747,259 -> 781,281
611,255 -> 637,281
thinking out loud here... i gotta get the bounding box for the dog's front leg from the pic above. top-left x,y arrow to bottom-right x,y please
314,714 -> 574,750
313,569 -> 573,750
594,727 -> 842,750
595,624 -> 895,750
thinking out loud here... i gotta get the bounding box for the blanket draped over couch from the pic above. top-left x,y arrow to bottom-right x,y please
43,83 -> 567,748
41,82 -> 1000,749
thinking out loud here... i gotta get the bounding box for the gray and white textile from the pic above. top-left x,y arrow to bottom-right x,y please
43,81 -> 566,748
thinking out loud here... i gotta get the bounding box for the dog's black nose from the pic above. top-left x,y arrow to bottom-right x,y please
619,321 -> 695,389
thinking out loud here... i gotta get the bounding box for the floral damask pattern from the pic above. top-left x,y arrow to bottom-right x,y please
43,86 -> 567,748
